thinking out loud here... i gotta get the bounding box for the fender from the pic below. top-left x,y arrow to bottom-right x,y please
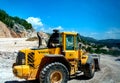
44,54 -> 71,71
86,55 -> 93,64
91,54 -> 100,71
36,54 -> 71,79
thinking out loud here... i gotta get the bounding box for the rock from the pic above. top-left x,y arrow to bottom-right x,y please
0,21 -> 12,38
0,21 -> 35,38
13,23 -> 26,33
37,31 -> 49,47
27,30 -> 37,38
10,29 -> 19,38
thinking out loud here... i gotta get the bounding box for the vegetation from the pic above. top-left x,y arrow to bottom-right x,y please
85,46 -> 120,56
0,9 -> 32,30
80,36 -> 120,56
81,35 -> 120,56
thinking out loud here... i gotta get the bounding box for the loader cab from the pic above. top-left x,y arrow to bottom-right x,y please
61,32 -> 81,51
47,30 -> 81,50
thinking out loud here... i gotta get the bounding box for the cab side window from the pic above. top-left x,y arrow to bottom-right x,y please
75,35 -> 81,50
66,35 -> 74,50
75,36 -> 79,50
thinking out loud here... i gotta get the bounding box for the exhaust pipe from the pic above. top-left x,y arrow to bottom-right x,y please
37,32 -> 42,48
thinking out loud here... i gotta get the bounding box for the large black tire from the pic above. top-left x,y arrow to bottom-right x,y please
94,58 -> 100,71
92,54 -> 101,71
84,59 -> 95,78
39,62 -> 69,83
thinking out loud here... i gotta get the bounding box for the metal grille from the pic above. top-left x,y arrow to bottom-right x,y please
27,52 -> 34,67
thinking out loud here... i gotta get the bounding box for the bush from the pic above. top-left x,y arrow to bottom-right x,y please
86,47 -> 94,53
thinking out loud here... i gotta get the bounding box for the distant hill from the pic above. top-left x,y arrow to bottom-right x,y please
0,9 -> 32,30
80,35 -> 120,48
80,35 -> 98,43
99,39 -> 120,44
98,39 -> 120,48
0,9 -> 35,38
80,35 -> 120,56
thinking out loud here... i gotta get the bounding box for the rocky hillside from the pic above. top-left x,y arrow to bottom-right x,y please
80,35 -> 120,56
0,21 -> 26,38
0,9 -> 35,38
0,21 -> 12,37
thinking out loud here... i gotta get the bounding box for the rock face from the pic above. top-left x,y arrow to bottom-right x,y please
0,21 -> 35,38
0,21 -> 12,38
38,31 -> 49,47
10,29 -> 19,38
12,23 -> 27,38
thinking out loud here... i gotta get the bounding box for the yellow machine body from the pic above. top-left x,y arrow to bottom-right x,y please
13,31 -> 95,80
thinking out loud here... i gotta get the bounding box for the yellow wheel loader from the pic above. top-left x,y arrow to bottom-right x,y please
12,30 -> 100,83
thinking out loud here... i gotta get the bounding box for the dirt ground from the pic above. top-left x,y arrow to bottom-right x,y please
0,38 -> 120,83
68,55 -> 120,83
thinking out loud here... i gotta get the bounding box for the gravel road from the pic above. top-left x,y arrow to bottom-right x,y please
0,38 -> 120,83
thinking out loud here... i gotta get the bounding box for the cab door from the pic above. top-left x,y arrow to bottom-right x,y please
65,35 -> 78,60
64,34 -> 79,75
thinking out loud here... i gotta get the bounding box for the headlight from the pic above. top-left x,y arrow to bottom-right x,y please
22,59 -> 25,65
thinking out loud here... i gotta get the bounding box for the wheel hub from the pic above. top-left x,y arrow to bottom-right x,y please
50,71 -> 62,83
